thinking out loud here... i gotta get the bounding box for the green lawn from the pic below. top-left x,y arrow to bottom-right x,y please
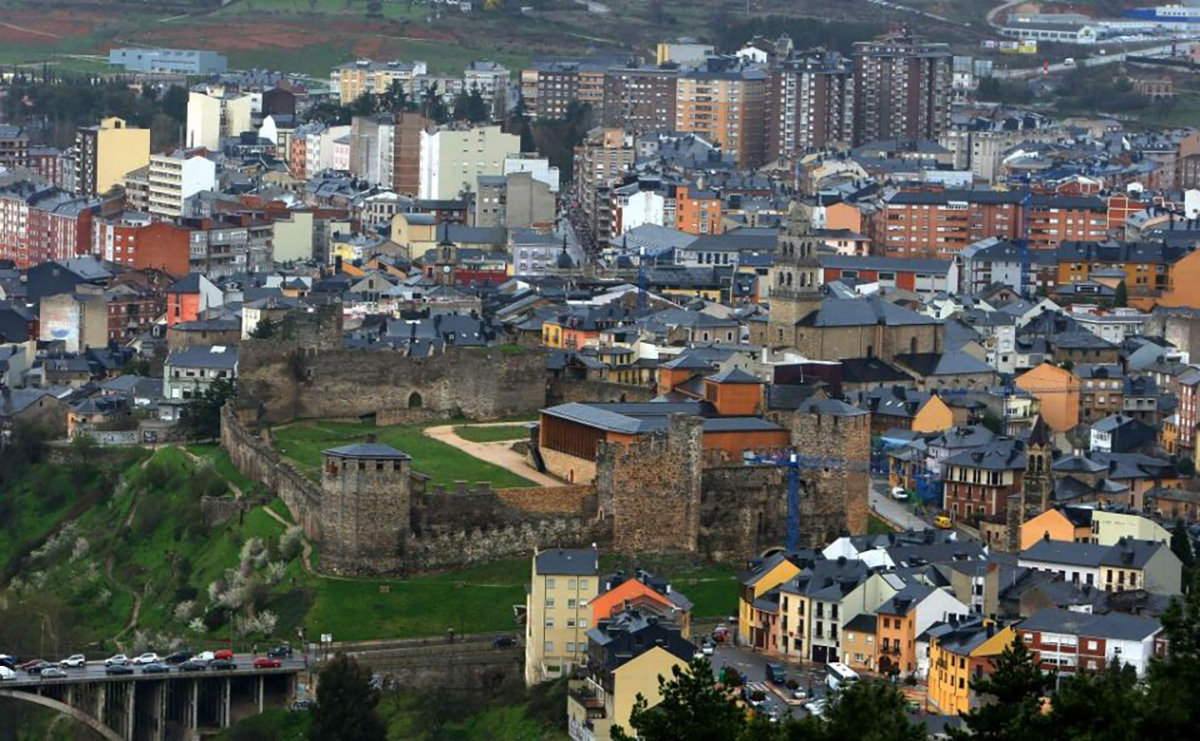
303,558 -> 530,641
868,515 -> 896,536
273,419 -> 534,488
453,424 -> 531,443
187,443 -> 259,495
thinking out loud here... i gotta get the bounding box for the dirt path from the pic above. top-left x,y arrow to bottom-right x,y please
112,592 -> 142,650
261,506 -> 316,575
423,424 -> 562,488
0,21 -> 60,39
178,446 -> 243,499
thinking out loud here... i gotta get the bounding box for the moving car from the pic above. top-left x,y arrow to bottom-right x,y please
891,486 -> 908,501
492,637 -> 517,649
213,649 -> 234,661
141,663 -> 170,674
195,651 -> 216,663
59,654 -> 87,668
807,699 -> 828,718
711,626 -> 729,644
131,653 -> 162,665
701,639 -> 715,656
105,664 -> 134,676
40,667 -> 67,679
1,655 -> 17,669
208,659 -> 237,671
253,657 -> 282,669
104,654 -> 130,667
165,651 -> 193,664
766,663 -> 787,685
22,661 -> 51,674
267,645 -> 293,658
0,666 -> 16,681
179,659 -> 208,672
933,514 -> 953,530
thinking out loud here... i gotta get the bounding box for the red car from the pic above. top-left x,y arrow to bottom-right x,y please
253,656 -> 281,669
213,649 -> 234,661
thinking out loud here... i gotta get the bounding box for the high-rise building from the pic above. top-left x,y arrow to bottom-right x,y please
573,127 -> 635,244
73,117 -> 150,199
463,60 -> 511,119
675,60 -> 768,170
350,113 -> 429,195
767,50 -> 854,161
852,33 -> 952,146
0,125 -> 29,171
600,65 -> 678,134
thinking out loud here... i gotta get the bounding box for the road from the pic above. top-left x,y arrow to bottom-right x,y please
1,654 -> 306,689
992,42 -> 1195,79
870,480 -> 928,532
711,644 -> 829,721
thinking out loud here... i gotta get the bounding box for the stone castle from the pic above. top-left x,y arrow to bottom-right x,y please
220,306 -> 871,575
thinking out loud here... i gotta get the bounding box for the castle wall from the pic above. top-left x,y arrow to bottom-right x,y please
787,410 -> 871,539
547,378 -> 657,406
700,465 -> 791,560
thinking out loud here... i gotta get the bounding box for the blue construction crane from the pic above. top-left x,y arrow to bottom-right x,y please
1017,185 -> 1033,298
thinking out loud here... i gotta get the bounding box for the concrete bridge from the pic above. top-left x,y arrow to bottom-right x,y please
0,658 -> 304,741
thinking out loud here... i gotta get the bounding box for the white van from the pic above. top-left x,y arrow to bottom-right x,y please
826,661 -> 859,691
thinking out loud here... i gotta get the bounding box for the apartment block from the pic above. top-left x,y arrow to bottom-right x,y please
0,181 -> 96,269
186,85 -> 254,150
0,125 -> 29,170
852,33 -> 952,146
331,59 -> 428,105
418,125 -> 520,201
767,50 -> 854,160
349,113 -> 429,195
600,65 -> 678,134
74,118 -> 150,199
148,151 -> 217,220
878,189 -> 1109,258
675,61 -> 768,170
92,212 -> 192,277
573,127 -> 635,244
463,60 -> 511,119
525,547 -> 600,686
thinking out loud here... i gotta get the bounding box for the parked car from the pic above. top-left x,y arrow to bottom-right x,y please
179,659 -> 208,672
208,659 -> 237,671
0,666 -> 16,681
213,649 -> 234,661
891,486 -> 908,501
701,639 -> 715,656
59,654 -> 87,668
194,651 -> 216,663
933,514 -> 953,530
267,645 -> 293,658
105,664 -> 134,676
104,654 -> 129,667
131,653 -> 161,665
141,663 -> 170,674
711,627 -> 729,644
742,688 -> 767,709
791,687 -> 808,701
165,651 -> 193,664
40,666 -> 67,679
253,657 -> 282,669
807,699 -> 828,718
492,637 -> 517,649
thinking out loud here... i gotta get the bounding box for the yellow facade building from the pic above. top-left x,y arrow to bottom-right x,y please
927,620 -> 1014,716
525,547 -> 600,686
74,117 -> 150,199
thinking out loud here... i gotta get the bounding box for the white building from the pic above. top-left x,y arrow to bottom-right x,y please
503,155 -> 559,193
1071,306 -> 1149,344
418,125 -> 520,201
148,151 -> 217,219
186,85 -> 254,150
617,190 -> 666,235
304,124 -> 352,175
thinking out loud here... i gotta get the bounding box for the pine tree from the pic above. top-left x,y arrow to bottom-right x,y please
1114,280 -> 1128,307
1049,660 -> 1143,741
1144,570 -> 1200,738
951,633 -> 1051,741
611,658 -> 748,741
1170,521 -> 1194,570
310,654 -> 386,741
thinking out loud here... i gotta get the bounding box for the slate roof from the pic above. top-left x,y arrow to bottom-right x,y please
894,351 -> 995,377
323,443 -> 410,460
706,367 -> 760,384
165,345 -> 238,371
1020,540 -> 1113,567
798,297 -> 940,328
943,441 -> 1026,470
1018,606 -> 1160,642
535,547 -> 598,576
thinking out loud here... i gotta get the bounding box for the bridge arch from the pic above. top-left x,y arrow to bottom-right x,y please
0,689 -> 122,741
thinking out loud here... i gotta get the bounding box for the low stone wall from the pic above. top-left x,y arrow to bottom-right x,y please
375,408 -> 443,427
201,496 -> 248,526
548,378 -> 657,406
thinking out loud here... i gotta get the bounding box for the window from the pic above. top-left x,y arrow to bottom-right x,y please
568,599 -> 576,609
545,599 -> 555,608
545,618 -> 554,628
567,619 -> 575,628
544,641 -> 554,652
568,579 -> 576,589
579,579 -> 588,590
566,642 -> 575,653
546,578 -> 556,589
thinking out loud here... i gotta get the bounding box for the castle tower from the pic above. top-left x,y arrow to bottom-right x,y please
767,202 -> 823,351
787,399 -> 871,543
321,442 -> 412,575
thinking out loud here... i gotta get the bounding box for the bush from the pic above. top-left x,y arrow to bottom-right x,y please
203,608 -> 227,631
174,584 -> 199,603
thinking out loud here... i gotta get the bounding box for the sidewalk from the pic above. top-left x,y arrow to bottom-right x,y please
423,424 -> 562,488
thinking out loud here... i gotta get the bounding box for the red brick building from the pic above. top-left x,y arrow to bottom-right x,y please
942,442 -> 1026,521
92,213 -> 193,277
877,188 -> 1110,258
0,182 -> 96,268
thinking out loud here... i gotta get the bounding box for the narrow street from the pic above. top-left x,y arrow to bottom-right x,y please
869,479 -> 928,532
